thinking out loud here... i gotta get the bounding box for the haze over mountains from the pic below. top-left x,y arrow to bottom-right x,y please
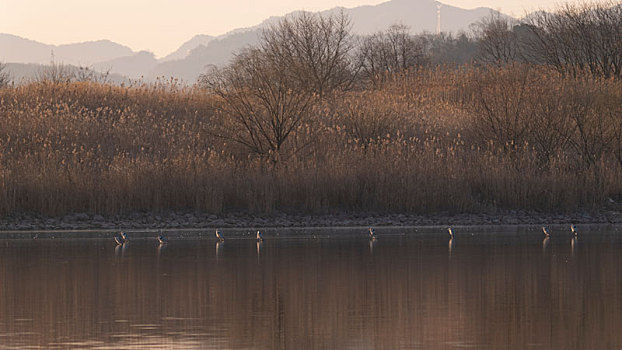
1,0 -> 507,83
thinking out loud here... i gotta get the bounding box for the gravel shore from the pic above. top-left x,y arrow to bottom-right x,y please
0,209 -> 621,232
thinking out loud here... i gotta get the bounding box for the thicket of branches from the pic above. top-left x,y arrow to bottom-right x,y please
477,1 -> 622,78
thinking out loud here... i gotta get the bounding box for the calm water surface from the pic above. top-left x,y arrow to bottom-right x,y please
1,227 -> 621,349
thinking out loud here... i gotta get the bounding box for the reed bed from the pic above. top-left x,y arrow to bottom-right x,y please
0,65 -> 620,217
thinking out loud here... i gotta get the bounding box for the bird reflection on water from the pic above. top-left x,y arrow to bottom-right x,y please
256,240 -> 263,255
114,243 -> 128,257
368,238 -> 376,255
448,238 -> 454,257
542,237 -> 550,252
215,240 -> 224,262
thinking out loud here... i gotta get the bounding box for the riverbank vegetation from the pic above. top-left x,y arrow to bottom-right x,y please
0,2 -> 620,217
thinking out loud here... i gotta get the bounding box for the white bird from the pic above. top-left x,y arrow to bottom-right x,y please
256,230 -> 264,242
215,229 -> 225,242
448,227 -> 454,239
570,224 -> 578,237
368,227 -> 377,240
542,227 -> 550,237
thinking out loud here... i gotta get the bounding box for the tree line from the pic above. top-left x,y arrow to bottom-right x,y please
201,2 -> 622,164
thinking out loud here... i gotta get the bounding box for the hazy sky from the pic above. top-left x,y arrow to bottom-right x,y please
0,0 -> 610,57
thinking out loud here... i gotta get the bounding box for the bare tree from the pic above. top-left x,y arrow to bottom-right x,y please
474,12 -> 520,65
201,48 -> 316,162
261,11 -> 356,97
521,1 -> 622,79
200,12 -> 358,162
358,24 -> 428,86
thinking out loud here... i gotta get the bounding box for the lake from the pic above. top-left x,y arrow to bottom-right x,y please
0,226 -> 621,349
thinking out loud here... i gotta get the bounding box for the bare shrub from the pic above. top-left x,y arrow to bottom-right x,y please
329,90 -> 413,147
36,63 -> 74,84
75,65 -> 111,84
464,64 -> 535,152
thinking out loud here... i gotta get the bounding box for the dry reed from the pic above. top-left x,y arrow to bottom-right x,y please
0,65 -> 620,217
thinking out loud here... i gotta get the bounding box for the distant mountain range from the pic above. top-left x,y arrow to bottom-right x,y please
0,34 -> 134,66
1,0 -> 507,83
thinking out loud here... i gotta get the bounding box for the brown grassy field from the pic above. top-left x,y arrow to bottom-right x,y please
0,65 -> 620,217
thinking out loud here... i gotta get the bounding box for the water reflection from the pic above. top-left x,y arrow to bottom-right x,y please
368,238 -> 376,255
114,243 -> 129,258
156,242 -> 167,259
448,237 -> 454,257
542,236 -> 550,252
215,241 -> 223,262
256,240 -> 263,259
0,232 -> 621,349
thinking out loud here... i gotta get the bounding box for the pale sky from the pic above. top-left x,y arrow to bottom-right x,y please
0,0 -> 611,57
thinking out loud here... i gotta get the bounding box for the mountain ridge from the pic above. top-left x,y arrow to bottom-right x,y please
1,0 -> 510,82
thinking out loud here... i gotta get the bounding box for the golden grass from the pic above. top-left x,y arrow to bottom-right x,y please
0,65 -> 620,216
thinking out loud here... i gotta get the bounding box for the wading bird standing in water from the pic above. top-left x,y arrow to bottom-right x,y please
158,233 -> 168,245
215,229 -> 225,242
571,224 -> 578,237
256,230 -> 264,242
447,228 -> 455,257
369,228 -> 377,240
542,227 -> 551,252
115,231 -> 128,245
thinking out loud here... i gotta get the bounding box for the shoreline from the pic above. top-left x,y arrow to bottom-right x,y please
1,209 -> 621,232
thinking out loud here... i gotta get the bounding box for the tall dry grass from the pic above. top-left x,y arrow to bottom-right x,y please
0,65 -> 620,217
